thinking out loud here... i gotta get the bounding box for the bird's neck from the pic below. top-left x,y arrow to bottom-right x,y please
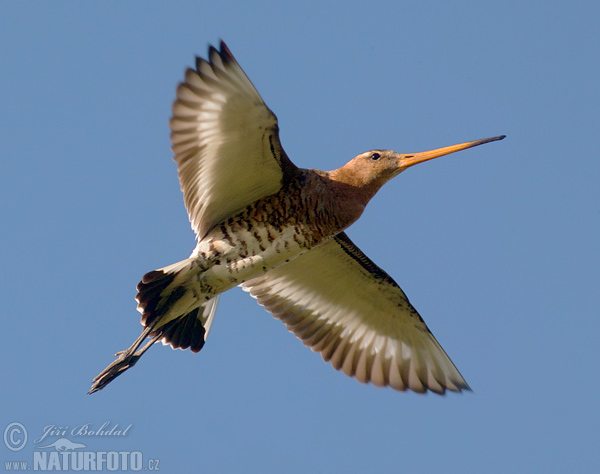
306,169 -> 377,232
326,166 -> 383,206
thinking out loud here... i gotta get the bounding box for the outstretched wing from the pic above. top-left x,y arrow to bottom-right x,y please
243,232 -> 470,394
170,41 -> 297,238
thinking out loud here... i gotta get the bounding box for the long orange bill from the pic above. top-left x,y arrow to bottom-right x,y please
399,135 -> 505,169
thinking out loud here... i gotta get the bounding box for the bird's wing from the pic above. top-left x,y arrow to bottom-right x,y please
170,41 -> 297,238
242,232 -> 469,394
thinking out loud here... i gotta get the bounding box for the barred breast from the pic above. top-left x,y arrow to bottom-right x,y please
191,169 -> 354,296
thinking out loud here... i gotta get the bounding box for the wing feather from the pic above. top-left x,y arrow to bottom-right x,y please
170,41 -> 297,238
243,232 -> 470,394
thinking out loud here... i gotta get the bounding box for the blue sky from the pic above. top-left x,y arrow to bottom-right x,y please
1,1 -> 598,472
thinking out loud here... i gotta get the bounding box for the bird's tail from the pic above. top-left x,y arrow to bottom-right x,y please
136,259 -> 220,352
89,258 -> 219,394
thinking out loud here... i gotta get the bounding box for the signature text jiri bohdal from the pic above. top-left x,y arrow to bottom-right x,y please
34,422 -> 132,443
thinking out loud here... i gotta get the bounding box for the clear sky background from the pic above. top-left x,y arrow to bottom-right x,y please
1,1 -> 598,473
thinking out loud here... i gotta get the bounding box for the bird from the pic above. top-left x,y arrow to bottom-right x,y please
90,41 -> 504,395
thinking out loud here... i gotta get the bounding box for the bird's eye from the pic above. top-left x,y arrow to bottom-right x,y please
370,153 -> 380,161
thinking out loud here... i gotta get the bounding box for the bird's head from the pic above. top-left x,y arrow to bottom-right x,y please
330,135 -> 505,203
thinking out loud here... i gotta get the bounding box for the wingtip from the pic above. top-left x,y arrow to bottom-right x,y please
200,40 -> 235,66
451,377 -> 472,393
219,40 -> 235,64
219,40 -> 232,56
208,44 -> 219,60
194,55 -> 207,72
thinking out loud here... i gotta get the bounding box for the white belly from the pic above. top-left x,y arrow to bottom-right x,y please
191,222 -> 317,296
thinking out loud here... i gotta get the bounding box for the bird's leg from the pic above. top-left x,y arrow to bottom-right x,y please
89,326 -> 161,394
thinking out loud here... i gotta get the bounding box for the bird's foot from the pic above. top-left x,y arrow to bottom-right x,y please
89,327 -> 159,394
88,351 -> 141,394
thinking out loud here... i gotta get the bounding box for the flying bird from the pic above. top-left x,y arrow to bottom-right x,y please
90,41 -> 504,394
